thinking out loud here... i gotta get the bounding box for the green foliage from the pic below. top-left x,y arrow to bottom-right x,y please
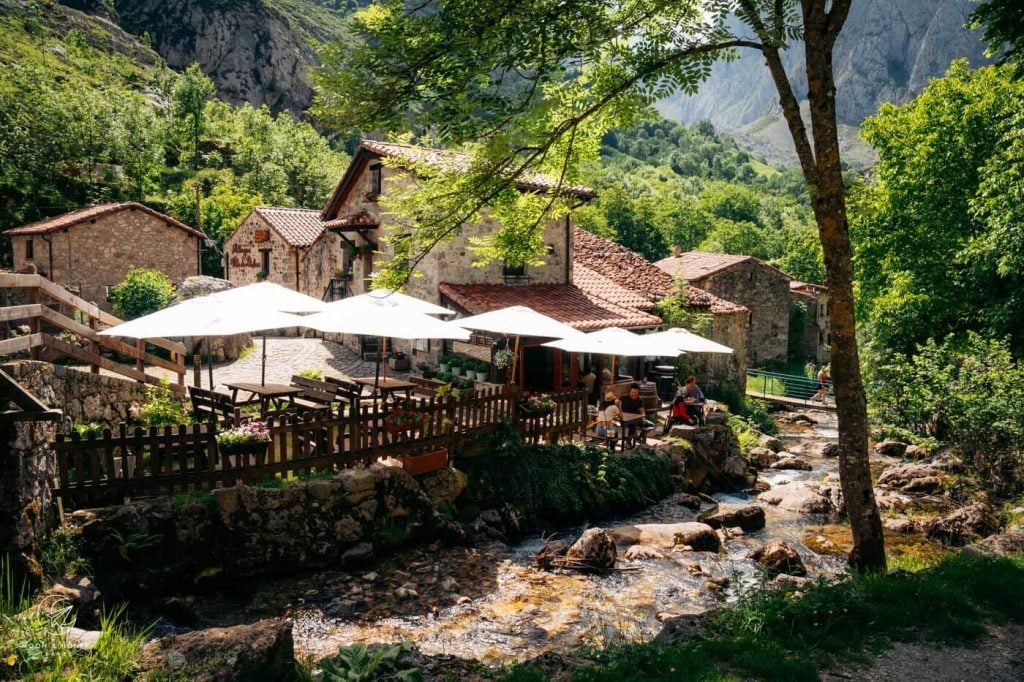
110,267 -> 173,320
852,61 -> 1024,356
298,369 -> 324,380
969,0 -> 1024,66
459,437 -> 675,526
38,525 -> 89,579
654,279 -> 712,335
140,379 -> 192,427
173,63 -> 217,168
108,529 -> 162,562
865,333 -> 1024,495
318,641 -> 420,681
71,422 -> 106,438
507,554 -> 1024,680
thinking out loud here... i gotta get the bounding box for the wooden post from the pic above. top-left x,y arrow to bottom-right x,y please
193,354 -> 202,388
27,287 -> 40,361
88,316 -> 100,374
135,338 -> 145,379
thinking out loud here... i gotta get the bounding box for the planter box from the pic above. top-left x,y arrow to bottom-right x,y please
403,449 -> 448,476
389,356 -> 411,371
218,441 -> 269,467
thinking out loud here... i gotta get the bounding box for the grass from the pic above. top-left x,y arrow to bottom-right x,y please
745,375 -> 788,398
501,553 -> 1024,681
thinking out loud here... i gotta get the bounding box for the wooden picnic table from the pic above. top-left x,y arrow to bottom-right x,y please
224,382 -> 302,418
619,411 -> 650,449
351,376 -> 416,403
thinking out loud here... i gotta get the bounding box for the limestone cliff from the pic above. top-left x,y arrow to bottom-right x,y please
657,0 -> 990,129
110,0 -> 351,114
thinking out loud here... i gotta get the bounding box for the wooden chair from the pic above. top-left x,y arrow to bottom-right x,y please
326,375 -> 376,415
289,375 -> 338,417
189,386 -> 240,426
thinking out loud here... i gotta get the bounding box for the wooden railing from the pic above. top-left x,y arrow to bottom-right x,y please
0,273 -> 186,392
53,387 -> 588,508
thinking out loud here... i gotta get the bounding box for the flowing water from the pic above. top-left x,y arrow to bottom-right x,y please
181,408 -> 940,665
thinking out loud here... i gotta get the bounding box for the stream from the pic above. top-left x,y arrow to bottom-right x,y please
175,407 -> 945,666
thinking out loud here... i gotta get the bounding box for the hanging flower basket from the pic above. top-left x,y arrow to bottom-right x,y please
518,394 -> 555,418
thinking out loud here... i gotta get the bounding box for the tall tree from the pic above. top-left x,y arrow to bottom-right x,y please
173,63 -> 217,168
970,0 -> 1024,66
317,0 -> 885,570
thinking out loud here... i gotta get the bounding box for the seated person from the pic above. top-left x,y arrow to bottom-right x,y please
619,383 -> 654,442
682,375 -> 705,425
595,390 -> 621,437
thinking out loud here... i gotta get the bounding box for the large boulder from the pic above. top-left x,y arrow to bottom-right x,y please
770,455 -> 813,471
817,442 -> 841,458
417,467 -> 467,508
757,481 -> 836,514
750,540 -> 807,576
924,503 -> 998,546
877,463 -> 945,493
699,504 -> 766,531
747,446 -> 779,468
565,528 -> 617,570
43,576 -> 101,625
140,619 -> 297,681
965,531 -> 1024,557
672,523 -> 722,552
759,434 -> 784,452
874,440 -> 909,457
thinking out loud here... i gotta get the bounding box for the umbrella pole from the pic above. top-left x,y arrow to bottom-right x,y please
382,337 -> 388,382
509,335 -> 521,389
207,347 -> 214,390
261,333 -> 267,386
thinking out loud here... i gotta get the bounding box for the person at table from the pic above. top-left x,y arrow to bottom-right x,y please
620,382 -> 645,418
580,367 -> 597,396
682,375 -> 705,425
595,390 -> 620,437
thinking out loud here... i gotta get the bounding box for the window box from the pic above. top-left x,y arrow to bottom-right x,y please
403,448 -> 448,476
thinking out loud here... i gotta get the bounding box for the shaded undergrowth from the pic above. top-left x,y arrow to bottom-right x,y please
504,553 -> 1024,681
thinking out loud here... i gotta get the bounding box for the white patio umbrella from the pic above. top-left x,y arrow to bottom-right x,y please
344,289 -> 456,316
643,327 -> 733,354
303,299 -> 470,387
99,297 -> 306,389
544,327 -> 685,390
208,282 -> 328,384
453,306 -> 582,386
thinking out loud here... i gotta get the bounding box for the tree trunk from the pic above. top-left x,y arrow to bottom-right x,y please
802,1 -> 886,572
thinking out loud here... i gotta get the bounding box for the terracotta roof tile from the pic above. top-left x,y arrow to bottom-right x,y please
324,210 -> 380,230
253,207 -> 326,248
572,263 -> 658,311
3,202 -> 206,238
572,229 -> 746,315
360,140 -> 597,199
439,282 -> 661,331
654,251 -> 752,281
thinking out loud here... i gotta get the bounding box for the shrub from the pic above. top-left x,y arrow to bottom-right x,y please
39,525 -> 89,579
297,368 -> 323,381
140,379 -> 192,427
109,267 -> 174,320
866,333 -> 1024,495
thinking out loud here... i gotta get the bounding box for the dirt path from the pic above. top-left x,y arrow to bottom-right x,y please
823,624 -> 1024,681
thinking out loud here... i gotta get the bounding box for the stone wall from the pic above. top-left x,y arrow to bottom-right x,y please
686,309 -> 749,393
693,260 -> 791,364
225,212 -> 300,290
0,419 -> 57,588
72,464 -> 467,597
2,361 -> 154,431
300,229 -> 344,301
9,208 -> 201,312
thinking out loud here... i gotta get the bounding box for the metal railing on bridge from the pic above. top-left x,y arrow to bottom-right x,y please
746,368 -> 831,406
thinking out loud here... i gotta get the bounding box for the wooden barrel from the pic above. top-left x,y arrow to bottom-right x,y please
639,382 -> 658,410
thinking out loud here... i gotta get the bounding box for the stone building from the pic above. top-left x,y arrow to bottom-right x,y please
789,280 -> 831,365
224,207 -> 346,300
655,251 -> 793,364
572,228 -> 750,390
3,203 -> 206,312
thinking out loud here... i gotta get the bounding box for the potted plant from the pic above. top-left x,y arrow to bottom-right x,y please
474,360 -> 489,382
518,394 -> 555,417
448,357 -> 463,376
217,420 -> 271,462
389,351 -> 410,371
453,377 -> 476,399
415,361 -> 434,378
436,371 -> 453,385
383,407 -> 426,434
438,355 -> 451,373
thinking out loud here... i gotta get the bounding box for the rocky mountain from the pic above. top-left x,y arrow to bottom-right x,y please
656,0 -> 991,163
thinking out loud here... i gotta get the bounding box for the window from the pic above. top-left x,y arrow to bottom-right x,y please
369,163 -> 382,196
105,285 -> 116,301
25,239 -> 33,260
502,262 -> 525,277
259,249 -> 271,279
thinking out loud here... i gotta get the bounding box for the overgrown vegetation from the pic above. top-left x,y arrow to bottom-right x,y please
505,553 -> 1024,681
110,267 -> 174,320
139,379 -> 192,427
38,526 -> 89,580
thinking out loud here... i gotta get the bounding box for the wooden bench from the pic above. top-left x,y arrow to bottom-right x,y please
289,375 -> 339,416
189,386 -> 240,426
325,375 -> 376,413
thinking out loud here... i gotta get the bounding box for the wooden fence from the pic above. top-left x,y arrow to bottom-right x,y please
54,387 -> 589,508
0,273 -> 186,391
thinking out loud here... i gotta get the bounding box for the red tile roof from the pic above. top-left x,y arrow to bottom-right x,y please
324,210 -> 380,230
3,202 -> 206,238
573,264 -> 657,311
360,140 -> 597,199
252,207 -> 327,248
439,282 -> 661,331
655,251 -> 794,283
790,280 -> 827,293
572,229 -> 747,315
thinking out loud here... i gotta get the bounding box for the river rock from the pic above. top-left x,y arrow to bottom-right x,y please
877,463 -> 945,493
675,493 -> 703,510
652,614 -> 708,644
565,528 -> 617,570
874,440 -> 909,457
924,503 -> 998,546
721,455 -> 749,479
757,481 -> 835,514
883,518 -> 918,534
672,523 -> 722,552
904,444 -> 927,459
46,575 -> 100,612
817,442 -> 841,458
750,540 -> 807,576
622,544 -> 670,561
609,523 -> 711,548
748,446 -> 779,468
417,467 -> 468,508
341,542 -> 374,567
770,455 -> 813,471
140,619 -> 297,681
759,434 -> 784,452
770,573 -> 811,592
699,504 -> 766,531
964,531 -> 1024,557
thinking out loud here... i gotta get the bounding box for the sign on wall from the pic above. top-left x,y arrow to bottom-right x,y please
230,243 -> 260,269
254,229 -> 271,244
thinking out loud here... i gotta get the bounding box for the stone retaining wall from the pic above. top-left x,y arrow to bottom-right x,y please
0,420 -> 57,589
2,360 -> 154,430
